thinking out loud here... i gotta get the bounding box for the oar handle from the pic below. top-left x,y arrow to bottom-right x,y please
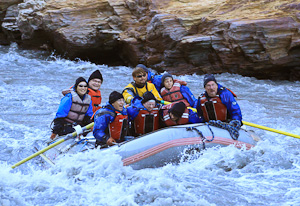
11,122 -> 95,169
242,121 -> 300,139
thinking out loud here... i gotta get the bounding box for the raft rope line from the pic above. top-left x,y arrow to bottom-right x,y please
207,120 -> 241,140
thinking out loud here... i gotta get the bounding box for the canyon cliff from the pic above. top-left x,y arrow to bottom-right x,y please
1,0 -> 300,80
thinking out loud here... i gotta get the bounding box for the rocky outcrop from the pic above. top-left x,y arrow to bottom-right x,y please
1,0 -> 300,80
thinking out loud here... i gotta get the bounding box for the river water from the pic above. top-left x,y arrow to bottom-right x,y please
0,43 -> 299,206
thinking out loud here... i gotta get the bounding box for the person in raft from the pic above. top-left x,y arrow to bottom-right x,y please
136,64 -> 187,92
122,67 -> 162,105
93,91 -> 129,147
160,73 -> 201,124
127,91 -> 160,136
160,101 -> 190,127
50,77 -> 93,140
196,74 -> 242,124
62,69 -> 103,114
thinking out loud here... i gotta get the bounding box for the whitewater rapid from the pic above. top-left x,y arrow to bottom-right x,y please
0,44 -> 299,206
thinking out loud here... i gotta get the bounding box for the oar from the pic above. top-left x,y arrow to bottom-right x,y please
158,100 -> 300,139
242,121 -> 300,139
11,122 -> 94,169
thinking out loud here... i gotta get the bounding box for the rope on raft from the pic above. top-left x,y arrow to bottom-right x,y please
208,120 -> 241,140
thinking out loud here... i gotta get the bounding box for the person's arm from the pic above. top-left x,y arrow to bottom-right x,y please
180,85 -> 197,107
220,90 -> 242,122
55,94 -> 73,119
149,83 -> 162,101
122,84 -> 135,104
127,106 -> 139,121
93,113 -> 113,141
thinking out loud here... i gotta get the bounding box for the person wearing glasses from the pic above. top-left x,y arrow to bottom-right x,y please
62,69 -> 103,114
122,67 -> 162,104
50,77 -> 93,140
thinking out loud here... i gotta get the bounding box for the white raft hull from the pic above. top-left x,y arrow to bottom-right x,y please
43,123 -> 259,170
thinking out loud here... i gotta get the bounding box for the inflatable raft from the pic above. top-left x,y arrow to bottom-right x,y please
43,123 -> 260,170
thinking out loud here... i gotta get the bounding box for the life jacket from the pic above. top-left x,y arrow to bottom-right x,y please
109,111 -> 128,141
65,91 -> 91,124
161,104 -> 189,126
123,82 -> 149,98
200,94 -> 228,122
134,108 -> 159,135
88,88 -> 102,113
160,82 -> 190,107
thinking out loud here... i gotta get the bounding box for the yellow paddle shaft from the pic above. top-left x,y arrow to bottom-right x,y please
11,122 -> 94,169
242,121 -> 300,139
11,139 -> 65,169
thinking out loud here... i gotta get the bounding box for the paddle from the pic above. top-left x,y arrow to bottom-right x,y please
11,122 -> 94,169
158,100 -> 300,139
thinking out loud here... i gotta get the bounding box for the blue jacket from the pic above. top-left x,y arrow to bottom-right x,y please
55,93 -> 93,119
196,83 -> 242,122
180,85 -> 197,108
93,103 -> 127,141
147,70 -> 163,92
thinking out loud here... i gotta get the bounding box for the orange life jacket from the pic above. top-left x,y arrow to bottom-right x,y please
134,108 -> 159,135
109,111 -> 128,141
88,88 -> 102,113
161,104 -> 189,126
200,94 -> 228,122
160,82 -> 190,107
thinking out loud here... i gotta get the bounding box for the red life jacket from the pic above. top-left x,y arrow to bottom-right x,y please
160,82 -> 190,107
200,94 -> 228,122
109,111 -> 128,141
161,104 -> 189,126
134,108 -> 159,135
88,88 -> 102,113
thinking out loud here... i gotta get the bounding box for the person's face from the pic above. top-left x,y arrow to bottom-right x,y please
170,112 -> 179,121
76,82 -> 88,96
88,78 -> 102,91
112,98 -> 125,111
143,101 -> 156,112
164,77 -> 173,90
133,72 -> 147,85
205,81 -> 218,97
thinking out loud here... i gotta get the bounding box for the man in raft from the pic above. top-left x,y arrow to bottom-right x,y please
127,91 -> 160,136
87,69 -> 103,113
122,67 -> 162,104
93,91 -> 129,147
50,77 -> 93,140
196,74 -> 242,125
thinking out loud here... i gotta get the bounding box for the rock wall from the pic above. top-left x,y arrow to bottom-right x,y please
1,0 -> 300,80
